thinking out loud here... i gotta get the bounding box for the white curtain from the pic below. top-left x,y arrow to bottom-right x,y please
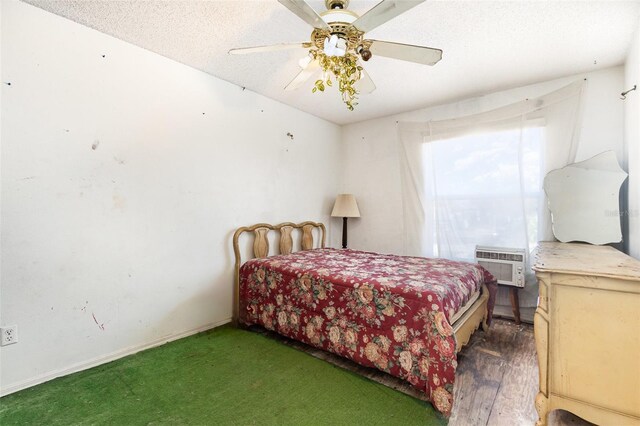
398,80 -> 586,312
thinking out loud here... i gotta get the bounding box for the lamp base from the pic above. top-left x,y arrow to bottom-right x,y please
341,217 -> 348,249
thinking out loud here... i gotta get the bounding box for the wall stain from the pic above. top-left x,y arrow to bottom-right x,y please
112,194 -> 126,210
92,313 -> 105,331
91,140 -> 100,150
113,156 -> 125,165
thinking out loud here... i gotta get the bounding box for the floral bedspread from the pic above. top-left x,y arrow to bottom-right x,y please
239,248 -> 497,415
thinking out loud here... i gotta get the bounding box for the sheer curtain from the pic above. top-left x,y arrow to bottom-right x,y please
420,124 -> 544,260
399,80 -> 585,258
398,80 -> 585,314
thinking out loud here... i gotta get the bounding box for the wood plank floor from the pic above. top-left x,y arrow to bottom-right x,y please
255,319 -> 594,425
449,319 -> 593,426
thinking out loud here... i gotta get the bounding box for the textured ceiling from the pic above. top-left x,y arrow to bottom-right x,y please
22,0 -> 640,125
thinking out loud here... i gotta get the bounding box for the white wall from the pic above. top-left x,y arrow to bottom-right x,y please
626,18 -> 640,260
0,0 -> 342,394
342,66 -> 626,255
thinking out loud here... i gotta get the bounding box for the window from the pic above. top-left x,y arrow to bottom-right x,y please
399,81 -> 585,261
422,125 -> 544,261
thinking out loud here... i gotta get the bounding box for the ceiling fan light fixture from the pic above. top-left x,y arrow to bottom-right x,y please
357,45 -> 372,61
323,35 -> 347,57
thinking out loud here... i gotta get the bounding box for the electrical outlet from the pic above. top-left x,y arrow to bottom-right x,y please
1,325 -> 18,346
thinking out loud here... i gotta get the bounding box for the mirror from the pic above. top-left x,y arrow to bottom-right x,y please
544,151 -> 627,245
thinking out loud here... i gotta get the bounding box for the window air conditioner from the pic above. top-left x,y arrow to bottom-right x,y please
475,246 -> 526,288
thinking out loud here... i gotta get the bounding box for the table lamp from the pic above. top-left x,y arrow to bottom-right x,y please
331,194 -> 360,249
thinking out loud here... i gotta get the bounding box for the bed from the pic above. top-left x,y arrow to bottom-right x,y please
233,221 -> 497,415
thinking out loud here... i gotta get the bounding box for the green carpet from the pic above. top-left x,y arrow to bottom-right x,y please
0,324 -> 445,425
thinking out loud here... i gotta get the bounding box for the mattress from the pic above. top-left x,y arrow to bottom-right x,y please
239,248 -> 497,415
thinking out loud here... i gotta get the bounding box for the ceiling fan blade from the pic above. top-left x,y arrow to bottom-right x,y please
368,40 -> 442,65
278,0 -> 331,30
355,69 -> 376,94
229,42 -> 312,55
285,59 -> 320,91
351,0 -> 424,33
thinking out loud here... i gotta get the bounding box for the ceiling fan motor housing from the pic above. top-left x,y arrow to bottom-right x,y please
316,5 -> 362,55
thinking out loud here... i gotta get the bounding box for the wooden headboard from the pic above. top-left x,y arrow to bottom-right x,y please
232,221 -> 326,324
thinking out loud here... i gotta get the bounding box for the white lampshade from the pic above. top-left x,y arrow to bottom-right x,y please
331,194 -> 360,218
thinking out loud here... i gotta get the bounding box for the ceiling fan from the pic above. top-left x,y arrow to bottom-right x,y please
229,0 -> 442,110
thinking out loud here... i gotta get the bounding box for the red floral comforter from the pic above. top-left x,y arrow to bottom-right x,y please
239,248 -> 497,415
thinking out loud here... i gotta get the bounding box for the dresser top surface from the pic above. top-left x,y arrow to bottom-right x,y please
532,242 -> 640,280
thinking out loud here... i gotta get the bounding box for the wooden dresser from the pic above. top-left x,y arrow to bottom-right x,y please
532,242 -> 640,426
